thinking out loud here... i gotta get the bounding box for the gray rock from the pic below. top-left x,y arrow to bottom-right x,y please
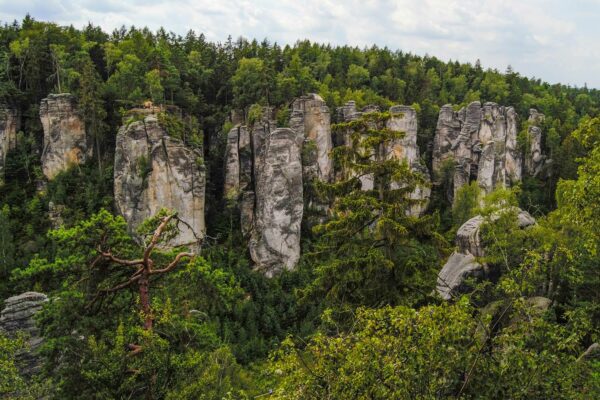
436,252 -> 484,300
579,343 -> 600,361
0,292 -> 48,377
524,109 -> 546,177
386,105 -> 431,216
436,209 -> 535,299
0,105 -> 19,183
290,94 -> 333,183
249,127 -> 304,276
224,126 -> 241,200
432,101 -> 531,202
114,113 -> 205,249
40,94 -> 89,180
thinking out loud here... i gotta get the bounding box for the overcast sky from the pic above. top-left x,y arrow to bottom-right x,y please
1,0 -> 599,88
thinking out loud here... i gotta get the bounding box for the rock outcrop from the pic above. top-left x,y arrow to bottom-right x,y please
0,292 -> 48,377
250,125 -> 304,276
0,105 -> 19,183
290,94 -> 333,183
386,105 -> 431,216
40,94 -> 89,180
224,109 -> 304,276
436,209 -> 535,300
335,101 -> 431,215
114,112 -> 205,249
432,102 -> 524,201
524,109 -> 546,177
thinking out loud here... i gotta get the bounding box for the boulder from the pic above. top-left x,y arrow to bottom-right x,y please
0,292 -> 48,377
436,209 -> 535,300
40,94 -> 89,180
0,105 -> 19,183
114,113 -> 205,249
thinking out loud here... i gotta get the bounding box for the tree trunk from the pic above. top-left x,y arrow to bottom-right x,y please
139,269 -> 152,330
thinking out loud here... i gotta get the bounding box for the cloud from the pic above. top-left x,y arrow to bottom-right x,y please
0,0 -> 598,87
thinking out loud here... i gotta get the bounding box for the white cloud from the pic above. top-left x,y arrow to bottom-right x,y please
0,0 -> 598,87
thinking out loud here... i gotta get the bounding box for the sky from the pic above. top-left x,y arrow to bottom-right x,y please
1,0 -> 599,88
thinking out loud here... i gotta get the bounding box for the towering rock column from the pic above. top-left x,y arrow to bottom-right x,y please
524,109 -> 545,177
249,126 -> 304,276
40,94 -> 89,180
386,105 -> 431,216
432,101 -> 525,201
0,105 -> 19,183
224,109 -> 304,276
114,111 -> 205,249
289,94 -> 333,183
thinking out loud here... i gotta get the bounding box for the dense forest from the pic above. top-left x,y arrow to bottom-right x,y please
1,15 -> 599,399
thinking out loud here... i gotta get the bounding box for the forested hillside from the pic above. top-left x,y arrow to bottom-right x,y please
0,16 -> 599,399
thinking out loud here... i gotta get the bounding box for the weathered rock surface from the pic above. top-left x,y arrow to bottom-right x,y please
250,127 -> 304,276
524,109 -> 546,177
0,292 -> 48,377
290,94 -> 333,183
0,105 -> 19,183
114,113 -> 205,249
40,94 -> 89,180
224,110 -> 304,275
432,101 -> 527,201
436,209 -> 535,300
386,105 -> 431,216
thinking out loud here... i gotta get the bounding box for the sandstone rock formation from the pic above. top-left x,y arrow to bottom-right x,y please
524,109 -> 546,177
114,112 -> 205,249
250,126 -> 304,276
0,105 -> 19,183
436,209 -> 535,300
432,101 -> 524,201
335,101 -> 431,215
386,105 -> 431,216
40,94 -> 89,180
290,94 -> 333,183
224,109 -> 304,276
0,292 -> 48,377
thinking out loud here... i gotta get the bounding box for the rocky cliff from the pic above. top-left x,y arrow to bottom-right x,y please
524,109 -> 546,177
224,109 -> 304,276
290,94 -> 333,183
0,105 -> 19,183
114,112 -> 205,249
0,292 -> 48,377
432,102 -> 527,201
40,94 -> 89,180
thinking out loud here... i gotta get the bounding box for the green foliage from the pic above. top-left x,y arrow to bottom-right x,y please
452,181 -> 481,228
303,111 -> 444,325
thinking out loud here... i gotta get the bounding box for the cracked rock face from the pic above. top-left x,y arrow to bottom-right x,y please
436,209 -> 535,300
0,105 -> 19,183
386,105 -> 431,216
525,109 -> 545,177
0,292 -> 48,377
40,94 -> 89,180
224,110 -> 304,276
432,101 -> 526,201
290,93 -> 333,183
250,126 -> 304,276
114,113 -> 205,249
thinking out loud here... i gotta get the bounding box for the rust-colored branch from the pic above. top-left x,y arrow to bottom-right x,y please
143,214 -> 174,264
